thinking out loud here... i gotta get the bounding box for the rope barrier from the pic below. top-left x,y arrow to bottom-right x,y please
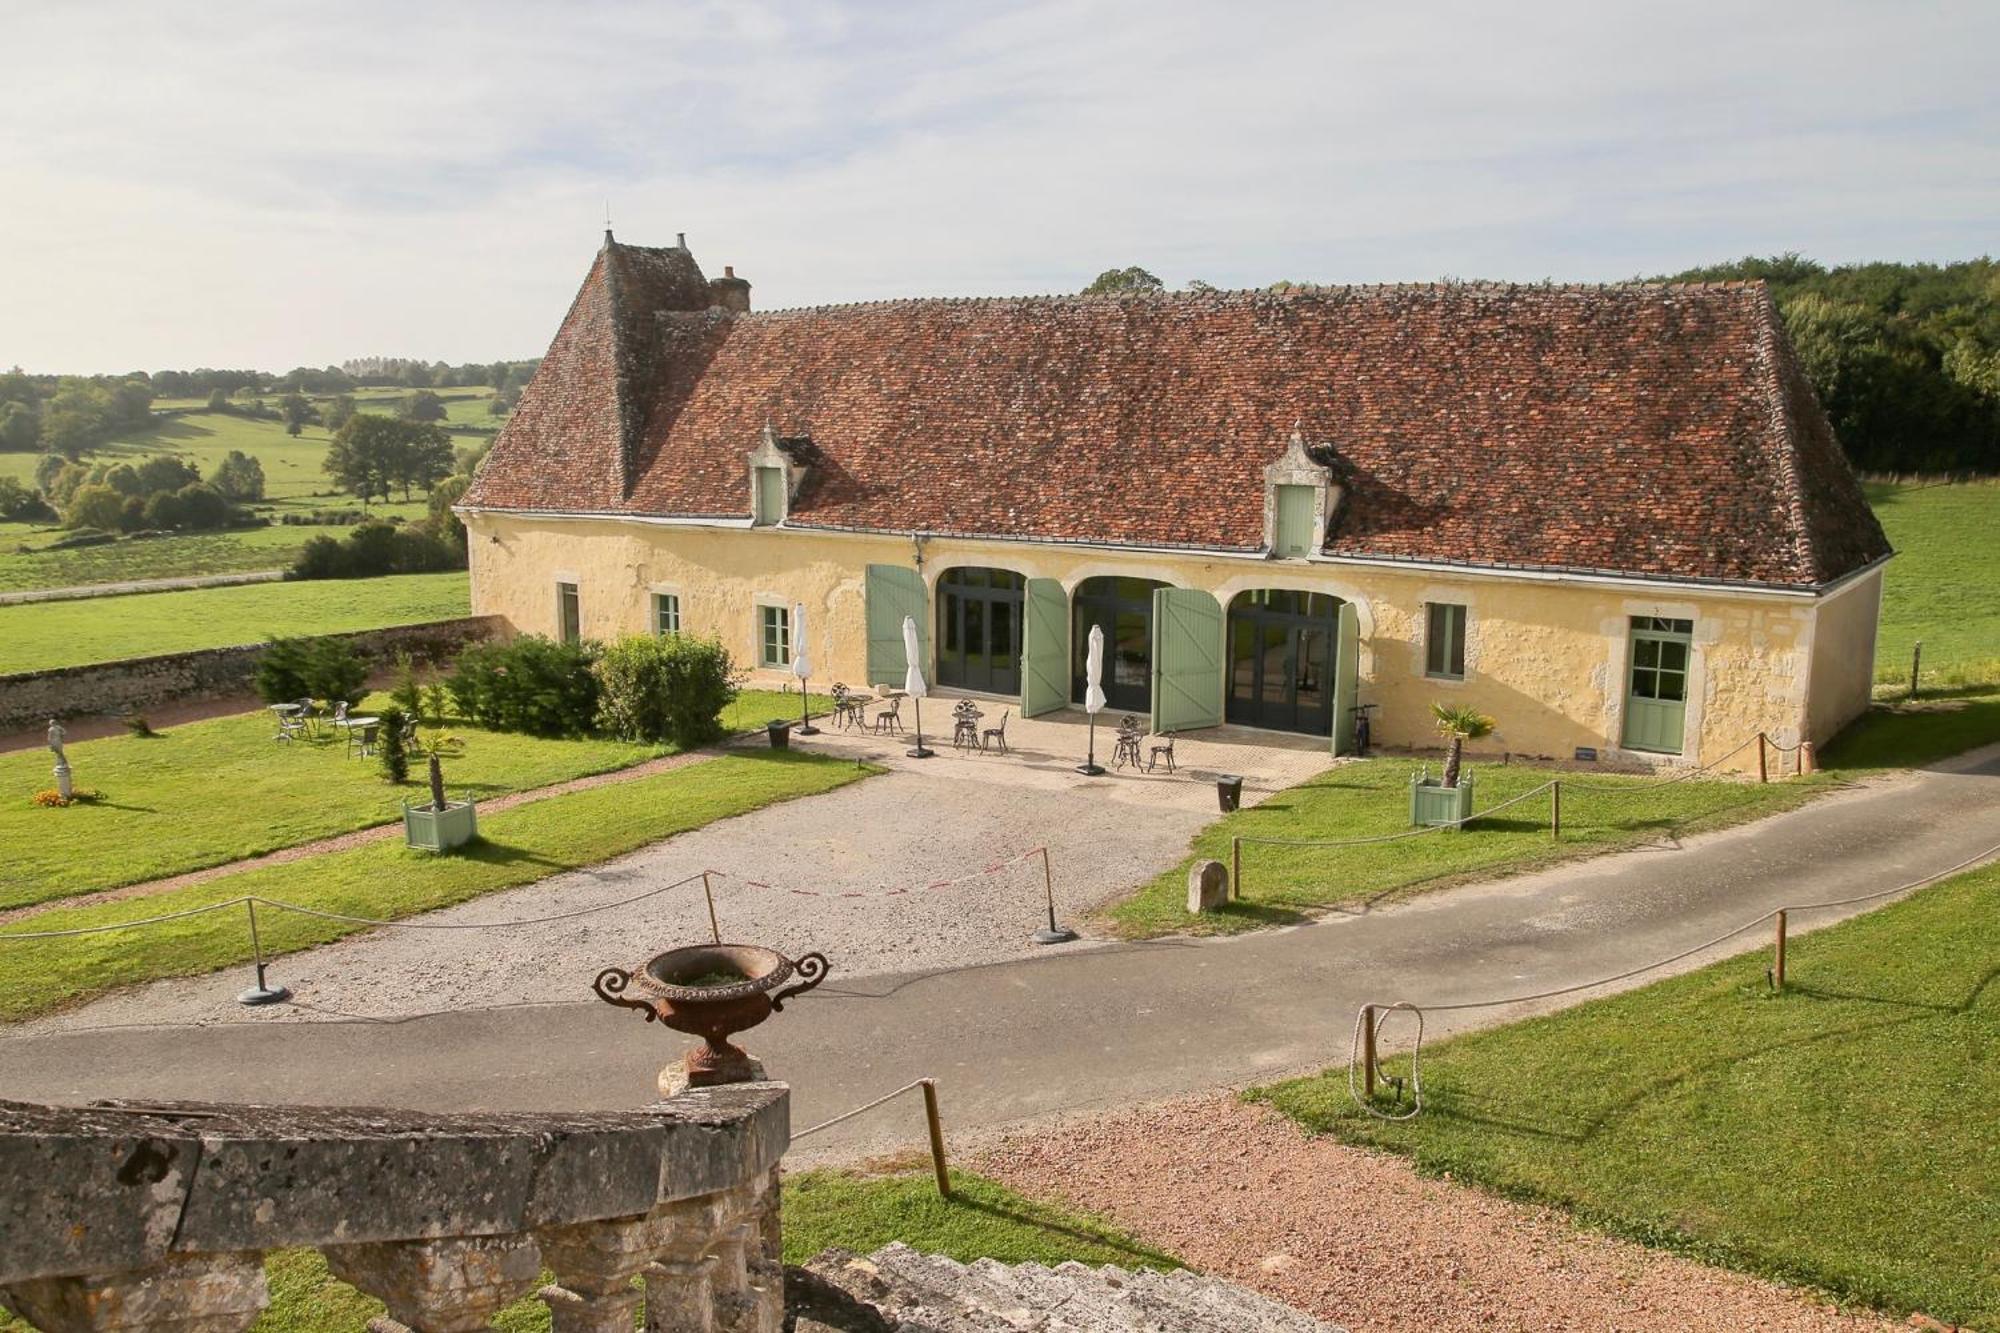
1236,781 -> 1558,848
792,1079 -> 933,1140
715,847 -> 1047,900
1345,838 -> 2000,1120
792,1077 -> 953,1199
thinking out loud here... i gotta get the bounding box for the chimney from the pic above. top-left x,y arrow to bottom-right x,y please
710,264 -> 752,314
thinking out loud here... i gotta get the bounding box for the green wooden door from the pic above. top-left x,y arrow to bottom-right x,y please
1151,588 -> 1224,733
1621,617 -> 1691,754
1330,601 -> 1359,755
865,564 -> 929,687
1020,578 -> 1069,717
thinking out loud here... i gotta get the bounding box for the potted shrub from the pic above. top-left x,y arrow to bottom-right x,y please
1411,702 -> 1493,828
402,728 -> 476,851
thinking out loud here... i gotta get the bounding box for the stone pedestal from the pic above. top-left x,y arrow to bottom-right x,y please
52,760 -> 72,802
660,1055 -> 767,1100
1186,859 -> 1229,913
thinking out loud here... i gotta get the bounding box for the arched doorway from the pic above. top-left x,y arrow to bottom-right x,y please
1226,589 -> 1341,735
1073,576 -> 1168,713
936,567 -> 1025,695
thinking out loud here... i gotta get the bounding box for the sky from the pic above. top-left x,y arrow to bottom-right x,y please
4,0 -> 1995,373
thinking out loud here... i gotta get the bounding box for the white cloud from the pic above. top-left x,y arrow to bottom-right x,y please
1,0 -> 1994,369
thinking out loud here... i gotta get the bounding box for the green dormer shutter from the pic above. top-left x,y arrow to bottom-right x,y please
754,466 -> 784,525
1274,485 -> 1316,556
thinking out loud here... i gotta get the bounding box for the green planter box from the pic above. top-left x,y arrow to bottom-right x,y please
404,798 -> 478,851
1409,774 -> 1475,829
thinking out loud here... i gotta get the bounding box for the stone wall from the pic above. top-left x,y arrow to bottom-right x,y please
0,616 -> 503,732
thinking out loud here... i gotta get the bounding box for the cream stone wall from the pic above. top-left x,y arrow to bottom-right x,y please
466,512 -> 1876,775
1804,565 -> 1884,745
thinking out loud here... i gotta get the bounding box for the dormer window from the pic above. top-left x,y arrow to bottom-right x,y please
1263,429 -> 1339,559
753,466 -> 784,525
747,422 -> 812,527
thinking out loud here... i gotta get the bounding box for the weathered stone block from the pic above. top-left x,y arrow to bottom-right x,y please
1186,859 -> 1229,913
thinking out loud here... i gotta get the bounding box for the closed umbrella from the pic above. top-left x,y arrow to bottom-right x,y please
1077,623 -> 1107,775
902,615 -> 934,758
791,602 -> 817,735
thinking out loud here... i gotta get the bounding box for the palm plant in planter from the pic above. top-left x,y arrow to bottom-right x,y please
1411,701 -> 1495,828
402,728 -> 476,851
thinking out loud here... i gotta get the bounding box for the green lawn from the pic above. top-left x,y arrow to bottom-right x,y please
0,571 -> 469,673
1251,861 -> 2000,1330
1867,480 -> 2000,688
1820,685 -> 2000,770
0,689 -> 828,911
1105,758 -> 1825,938
0,1167 -> 1167,1332
0,749 -> 870,1022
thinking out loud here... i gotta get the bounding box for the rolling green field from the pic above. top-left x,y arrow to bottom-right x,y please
0,571 -> 469,673
1867,480 -> 2000,688
1253,860 -> 2000,1329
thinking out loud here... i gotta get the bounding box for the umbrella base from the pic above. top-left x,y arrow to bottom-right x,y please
1033,926 -> 1079,945
796,724 -> 821,735
907,746 -> 936,759
1074,763 -> 1106,776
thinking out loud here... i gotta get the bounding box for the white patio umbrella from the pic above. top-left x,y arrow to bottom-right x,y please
790,602 -> 817,734
901,615 -> 934,758
1077,623 -> 1107,774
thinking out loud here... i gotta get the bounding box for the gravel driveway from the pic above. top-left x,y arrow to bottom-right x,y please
19,704 -> 1334,1032
977,1095 -> 1899,1333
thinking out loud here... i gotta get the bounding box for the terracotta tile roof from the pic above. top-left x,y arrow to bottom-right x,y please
465,239 -> 1890,590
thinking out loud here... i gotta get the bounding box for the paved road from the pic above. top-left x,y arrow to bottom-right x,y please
0,568 -> 284,606
6,745 -> 1997,1164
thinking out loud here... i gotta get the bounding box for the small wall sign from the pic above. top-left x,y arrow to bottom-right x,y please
1574,746 -> 1598,762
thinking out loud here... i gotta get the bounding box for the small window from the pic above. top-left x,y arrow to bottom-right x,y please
1425,602 -> 1466,679
753,466 -> 785,526
557,582 -> 581,645
759,604 -> 791,668
1273,484 -> 1316,557
653,592 -> 681,636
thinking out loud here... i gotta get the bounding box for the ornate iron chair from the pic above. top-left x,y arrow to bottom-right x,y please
871,697 -> 904,734
1113,715 -> 1144,769
950,700 -> 980,750
1147,731 -> 1177,773
981,710 -> 1011,754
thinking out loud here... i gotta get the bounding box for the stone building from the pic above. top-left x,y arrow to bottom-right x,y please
459,233 -> 1890,770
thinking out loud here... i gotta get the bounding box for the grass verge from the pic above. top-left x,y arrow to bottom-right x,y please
1105,757 -> 1827,938
0,750 -> 870,1022
0,1168 -> 1171,1333
1866,480 -> 2000,689
0,572 -> 470,673
1823,686 -> 2000,771
1249,862 -> 2000,1330
0,690 -> 827,911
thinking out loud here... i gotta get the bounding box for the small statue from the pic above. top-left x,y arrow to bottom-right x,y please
47,717 -> 72,801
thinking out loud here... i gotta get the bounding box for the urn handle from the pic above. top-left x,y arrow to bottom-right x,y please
592,966 -> 658,1023
769,952 -> 829,1011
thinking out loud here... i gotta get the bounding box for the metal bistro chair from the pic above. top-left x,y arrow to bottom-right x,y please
1147,731 -> 1177,773
1113,715 -> 1144,770
981,710 -> 1011,755
829,684 -> 856,729
348,721 -> 380,759
871,697 -> 904,734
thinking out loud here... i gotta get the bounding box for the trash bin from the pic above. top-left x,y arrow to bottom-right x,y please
1216,774 -> 1244,813
766,720 -> 793,750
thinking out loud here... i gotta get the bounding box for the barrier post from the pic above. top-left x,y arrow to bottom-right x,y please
235,899 -> 290,1006
1799,741 -> 1816,777
1033,848 -> 1077,945
1550,781 -> 1561,840
1773,909 -> 1788,989
1757,732 -> 1768,784
1909,641 -> 1922,699
1231,836 -> 1242,901
701,872 -> 721,945
1361,1004 -> 1378,1099
920,1079 -> 951,1199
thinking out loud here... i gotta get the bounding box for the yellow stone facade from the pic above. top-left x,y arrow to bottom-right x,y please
464,510 -> 1883,775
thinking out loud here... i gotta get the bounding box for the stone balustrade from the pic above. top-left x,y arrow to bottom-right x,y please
0,1086 -> 789,1333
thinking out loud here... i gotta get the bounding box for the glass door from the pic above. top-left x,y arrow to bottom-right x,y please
935,568 -> 1024,696
1621,617 -> 1692,754
1225,590 -> 1339,735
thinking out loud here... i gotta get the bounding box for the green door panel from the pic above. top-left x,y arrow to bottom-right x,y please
1274,484 -> 1317,556
865,564 -> 929,687
1021,578 -> 1069,718
754,466 -> 784,525
1150,587 -> 1224,733
1330,601 -> 1359,755
1621,626 -> 1689,754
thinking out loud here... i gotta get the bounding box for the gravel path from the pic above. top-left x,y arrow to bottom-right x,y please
976,1095 -> 1898,1333
14,712 -> 1333,1032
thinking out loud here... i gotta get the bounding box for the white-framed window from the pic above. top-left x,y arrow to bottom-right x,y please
653,591 -> 681,636
758,603 -> 791,668
557,581 -> 581,645
1425,602 -> 1466,679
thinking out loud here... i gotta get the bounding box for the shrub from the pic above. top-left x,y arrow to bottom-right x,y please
134,455 -> 200,495
289,519 -> 465,579
64,483 -> 127,532
376,704 -> 410,783
447,635 -> 600,737
122,712 -> 155,738
208,450 -> 266,502
0,476 -> 53,522
255,636 -> 370,705
595,633 -> 742,748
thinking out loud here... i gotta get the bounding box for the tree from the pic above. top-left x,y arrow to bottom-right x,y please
1430,701 -> 1495,789
323,394 -> 357,433
403,390 -> 447,423
64,483 -> 127,532
324,414 -> 400,505
101,463 -> 142,496
489,362 -> 511,393
208,450 -> 266,502
135,454 -> 199,495
0,401 -> 40,452
0,476 -> 51,522
1082,266 -> 1164,296
280,392 -> 319,437
427,472 -> 471,546
390,422 -> 454,499
206,389 -> 230,412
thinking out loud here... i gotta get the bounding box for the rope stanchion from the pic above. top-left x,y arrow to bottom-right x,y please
1345,839 -> 2000,1120
791,1076 -> 954,1199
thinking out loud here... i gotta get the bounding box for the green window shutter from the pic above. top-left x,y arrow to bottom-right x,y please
1426,603 -> 1466,678
1150,587 -> 1224,733
864,564 -> 929,687
1021,578 -> 1069,717
754,467 -> 784,525
1274,485 -> 1317,556
1330,600 -> 1359,755
558,582 -> 580,645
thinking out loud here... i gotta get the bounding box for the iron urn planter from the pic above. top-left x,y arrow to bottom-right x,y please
593,943 -> 830,1086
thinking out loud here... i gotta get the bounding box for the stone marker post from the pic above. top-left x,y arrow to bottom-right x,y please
1187,859 -> 1229,914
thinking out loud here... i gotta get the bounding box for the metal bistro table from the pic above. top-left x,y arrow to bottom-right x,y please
950,705 -> 985,750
